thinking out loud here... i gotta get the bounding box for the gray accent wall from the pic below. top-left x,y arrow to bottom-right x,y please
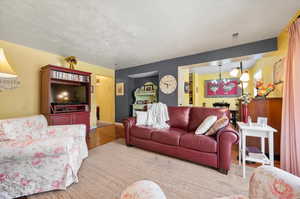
115,38 -> 277,122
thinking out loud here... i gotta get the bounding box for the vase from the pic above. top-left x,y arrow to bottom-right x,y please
255,95 -> 266,100
242,104 -> 248,123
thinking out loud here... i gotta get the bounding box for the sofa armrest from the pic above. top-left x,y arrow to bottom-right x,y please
249,166 -> 300,198
47,124 -> 86,138
123,117 -> 136,145
217,124 -> 239,144
0,136 -> 74,162
217,125 -> 239,171
47,124 -> 88,159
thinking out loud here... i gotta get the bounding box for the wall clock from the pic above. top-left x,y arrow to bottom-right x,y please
159,75 -> 177,94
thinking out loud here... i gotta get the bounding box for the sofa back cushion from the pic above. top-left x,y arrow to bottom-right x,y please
168,106 -> 191,130
188,107 -> 229,132
0,115 -> 48,140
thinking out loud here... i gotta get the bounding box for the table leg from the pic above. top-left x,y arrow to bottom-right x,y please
242,133 -> 246,178
261,137 -> 265,165
269,132 -> 274,166
238,130 -> 241,166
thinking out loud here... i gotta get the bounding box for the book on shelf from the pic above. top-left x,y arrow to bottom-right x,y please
51,70 -> 89,83
247,153 -> 270,163
246,146 -> 261,155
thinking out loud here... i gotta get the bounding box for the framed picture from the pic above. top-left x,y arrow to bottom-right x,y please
273,58 -> 284,85
144,85 -> 153,92
205,78 -> 241,98
184,82 -> 189,93
116,82 -> 124,96
257,117 -> 268,127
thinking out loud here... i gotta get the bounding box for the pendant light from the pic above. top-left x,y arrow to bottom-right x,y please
230,67 -> 240,77
240,71 -> 250,82
239,61 -> 249,82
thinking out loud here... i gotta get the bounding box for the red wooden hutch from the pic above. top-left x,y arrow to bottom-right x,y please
41,65 -> 91,135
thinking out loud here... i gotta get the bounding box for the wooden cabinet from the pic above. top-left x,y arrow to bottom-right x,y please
48,114 -> 73,125
48,112 -> 90,131
240,98 -> 282,159
41,65 -> 91,135
132,82 -> 158,117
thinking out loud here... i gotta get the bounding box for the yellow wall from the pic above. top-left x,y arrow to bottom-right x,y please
192,73 -> 200,106
192,72 -> 247,110
247,10 -> 300,98
0,40 -> 115,128
248,55 -> 283,98
247,24 -> 289,98
182,68 -> 190,106
95,75 -> 115,123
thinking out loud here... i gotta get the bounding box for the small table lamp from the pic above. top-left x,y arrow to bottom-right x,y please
0,48 -> 19,91
0,48 -> 17,78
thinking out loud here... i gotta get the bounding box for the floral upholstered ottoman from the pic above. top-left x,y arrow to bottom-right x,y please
216,166 -> 300,199
120,180 -> 166,199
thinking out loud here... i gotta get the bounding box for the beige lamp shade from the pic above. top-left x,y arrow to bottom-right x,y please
0,48 -> 17,78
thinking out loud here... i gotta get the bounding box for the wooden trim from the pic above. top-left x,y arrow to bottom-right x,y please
41,65 -> 92,76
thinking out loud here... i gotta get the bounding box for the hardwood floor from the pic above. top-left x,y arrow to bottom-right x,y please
87,122 -> 124,150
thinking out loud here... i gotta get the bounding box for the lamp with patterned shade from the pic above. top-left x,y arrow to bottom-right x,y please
0,48 -> 19,91
0,48 -> 17,78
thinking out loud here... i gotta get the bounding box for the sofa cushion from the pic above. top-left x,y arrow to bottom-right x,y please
131,125 -> 154,140
195,115 -> 217,135
168,106 -> 191,130
205,116 -> 229,136
151,128 -> 187,146
188,107 -> 229,132
180,133 -> 217,153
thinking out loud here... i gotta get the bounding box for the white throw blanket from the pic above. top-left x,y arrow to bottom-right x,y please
146,102 -> 169,129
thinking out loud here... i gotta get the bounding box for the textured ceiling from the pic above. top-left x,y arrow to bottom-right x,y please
0,0 -> 299,69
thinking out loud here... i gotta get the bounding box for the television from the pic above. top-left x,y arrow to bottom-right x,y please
51,83 -> 88,105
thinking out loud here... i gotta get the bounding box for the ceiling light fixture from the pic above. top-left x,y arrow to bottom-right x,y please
235,61 -> 250,82
230,67 -> 240,77
240,70 -> 250,82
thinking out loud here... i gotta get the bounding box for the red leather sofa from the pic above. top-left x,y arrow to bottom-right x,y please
123,106 -> 239,174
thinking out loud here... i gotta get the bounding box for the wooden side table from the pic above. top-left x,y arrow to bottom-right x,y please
237,122 -> 277,178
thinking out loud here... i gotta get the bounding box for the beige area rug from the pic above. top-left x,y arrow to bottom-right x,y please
29,139 -> 253,199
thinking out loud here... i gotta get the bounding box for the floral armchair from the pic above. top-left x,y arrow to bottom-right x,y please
217,166 -> 300,199
0,115 -> 88,198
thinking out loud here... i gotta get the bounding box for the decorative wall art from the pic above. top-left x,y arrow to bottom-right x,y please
205,78 -> 241,98
273,58 -> 284,85
116,82 -> 124,96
